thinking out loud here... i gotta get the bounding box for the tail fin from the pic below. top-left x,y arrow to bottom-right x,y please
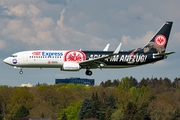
143,21 -> 173,53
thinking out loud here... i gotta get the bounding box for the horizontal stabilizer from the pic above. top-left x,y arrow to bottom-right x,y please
153,52 -> 175,58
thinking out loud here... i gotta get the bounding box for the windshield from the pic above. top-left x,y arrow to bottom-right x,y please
11,55 -> 17,57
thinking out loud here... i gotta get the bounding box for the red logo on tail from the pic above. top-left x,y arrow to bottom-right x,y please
154,34 -> 166,46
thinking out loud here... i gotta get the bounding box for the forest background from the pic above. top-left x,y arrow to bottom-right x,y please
0,76 -> 180,120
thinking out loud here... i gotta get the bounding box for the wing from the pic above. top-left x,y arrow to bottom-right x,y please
79,43 -> 122,69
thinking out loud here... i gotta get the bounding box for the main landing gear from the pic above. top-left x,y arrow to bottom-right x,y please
19,69 -> 23,74
85,69 -> 92,76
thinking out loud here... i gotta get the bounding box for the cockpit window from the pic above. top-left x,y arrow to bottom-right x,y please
11,55 -> 17,57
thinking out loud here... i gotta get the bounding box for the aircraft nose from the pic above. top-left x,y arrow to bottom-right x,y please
3,57 -> 11,64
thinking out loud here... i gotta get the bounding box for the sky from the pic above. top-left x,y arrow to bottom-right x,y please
0,0 -> 180,86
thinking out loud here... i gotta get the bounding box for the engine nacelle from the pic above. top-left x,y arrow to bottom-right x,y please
61,62 -> 80,71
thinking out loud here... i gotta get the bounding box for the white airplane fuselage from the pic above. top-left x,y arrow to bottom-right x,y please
3,21 -> 174,76
4,50 -> 66,68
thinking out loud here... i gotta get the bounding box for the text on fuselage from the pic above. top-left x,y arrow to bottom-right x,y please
89,54 -> 147,63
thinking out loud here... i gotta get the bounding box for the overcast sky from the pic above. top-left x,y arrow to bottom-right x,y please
0,0 -> 180,86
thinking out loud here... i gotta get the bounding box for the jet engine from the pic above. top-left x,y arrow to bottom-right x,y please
61,62 -> 80,71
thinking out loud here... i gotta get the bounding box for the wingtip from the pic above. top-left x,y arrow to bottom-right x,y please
103,43 -> 110,51
113,43 -> 122,54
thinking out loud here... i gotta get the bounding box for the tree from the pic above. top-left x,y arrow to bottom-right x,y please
172,78 -> 180,89
105,107 -> 113,120
124,102 -> 137,120
91,92 -> 100,118
129,76 -> 138,87
61,112 -> 67,120
60,101 -> 82,120
173,108 -> 180,120
100,81 -> 105,87
162,77 -> 172,88
104,80 -> 112,87
79,98 -> 93,120
118,77 -> 131,91
148,100 -> 174,120
41,112 -> 45,118
13,105 -> 29,120
112,79 -> 119,87
111,109 -> 124,120
0,86 -> 13,119
138,78 -> 149,87
7,88 -> 34,118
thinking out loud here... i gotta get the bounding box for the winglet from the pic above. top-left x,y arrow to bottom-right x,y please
103,44 -> 110,51
113,43 -> 122,54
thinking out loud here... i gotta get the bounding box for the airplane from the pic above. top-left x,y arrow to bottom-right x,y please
4,21 -> 175,76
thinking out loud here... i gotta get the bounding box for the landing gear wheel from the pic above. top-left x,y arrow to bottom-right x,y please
19,70 -> 23,74
85,70 -> 92,76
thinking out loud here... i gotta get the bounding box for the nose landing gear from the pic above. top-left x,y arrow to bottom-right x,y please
19,69 -> 23,74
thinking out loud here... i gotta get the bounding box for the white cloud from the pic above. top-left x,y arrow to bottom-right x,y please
36,31 -> 55,44
121,31 -> 154,49
4,4 -> 40,18
57,8 -> 66,28
0,3 -> 57,48
4,4 -> 26,17
28,4 -> 41,17
31,17 -> 55,31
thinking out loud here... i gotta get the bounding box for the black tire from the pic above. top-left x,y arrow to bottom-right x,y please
19,71 -> 23,74
85,70 -> 92,76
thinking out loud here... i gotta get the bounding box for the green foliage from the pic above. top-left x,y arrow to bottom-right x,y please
59,101 -> 82,120
61,112 -> 67,120
118,77 -> 131,91
4,88 -> 34,119
13,105 -> 29,120
105,106 -> 113,120
124,102 -> 137,120
111,109 -> 124,120
0,77 -> 180,119
130,86 -> 150,102
79,98 -> 93,120
41,112 -> 45,118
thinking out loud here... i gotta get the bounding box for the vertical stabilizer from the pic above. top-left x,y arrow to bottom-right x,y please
143,21 -> 173,53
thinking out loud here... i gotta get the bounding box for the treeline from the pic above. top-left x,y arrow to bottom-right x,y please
0,77 -> 180,120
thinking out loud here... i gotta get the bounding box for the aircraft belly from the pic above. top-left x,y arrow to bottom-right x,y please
17,59 -> 63,68
17,64 -> 62,68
